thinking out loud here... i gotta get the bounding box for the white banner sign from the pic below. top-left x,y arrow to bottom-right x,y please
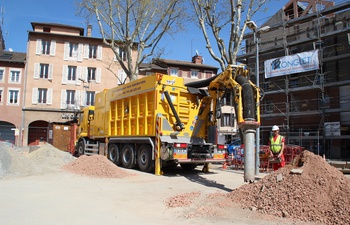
264,50 -> 319,79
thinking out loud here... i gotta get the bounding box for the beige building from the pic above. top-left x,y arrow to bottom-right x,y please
0,51 -> 26,146
22,22 -> 135,148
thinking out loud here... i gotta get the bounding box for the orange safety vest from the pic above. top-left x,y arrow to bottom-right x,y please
269,135 -> 284,154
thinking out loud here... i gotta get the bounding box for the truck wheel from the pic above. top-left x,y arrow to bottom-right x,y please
137,145 -> 154,172
77,140 -> 85,156
121,144 -> 136,169
108,144 -> 121,166
180,164 -> 197,171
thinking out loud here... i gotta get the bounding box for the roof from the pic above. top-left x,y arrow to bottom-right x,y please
153,58 -> 218,70
0,51 -> 26,63
139,63 -> 167,71
31,22 -> 85,33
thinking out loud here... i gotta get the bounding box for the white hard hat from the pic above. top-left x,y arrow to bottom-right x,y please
272,125 -> 279,131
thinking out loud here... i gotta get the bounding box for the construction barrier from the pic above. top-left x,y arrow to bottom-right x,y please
226,145 -> 304,171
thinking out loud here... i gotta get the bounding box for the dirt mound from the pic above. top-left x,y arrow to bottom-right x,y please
228,150 -> 350,225
62,155 -> 135,178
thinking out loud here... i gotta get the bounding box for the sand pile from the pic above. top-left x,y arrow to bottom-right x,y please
0,143 -> 134,179
0,143 -> 76,179
229,150 -> 350,225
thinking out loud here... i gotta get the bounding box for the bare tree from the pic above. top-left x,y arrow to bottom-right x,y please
77,0 -> 185,81
190,0 -> 269,72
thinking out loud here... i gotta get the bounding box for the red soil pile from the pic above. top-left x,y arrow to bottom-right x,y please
229,150 -> 350,225
62,155 -> 135,178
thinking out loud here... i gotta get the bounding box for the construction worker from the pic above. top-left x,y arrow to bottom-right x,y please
268,125 -> 286,171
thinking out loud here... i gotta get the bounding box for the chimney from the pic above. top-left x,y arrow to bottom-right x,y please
87,25 -> 92,37
192,55 -> 203,64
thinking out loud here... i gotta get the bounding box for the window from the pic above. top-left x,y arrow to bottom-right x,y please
69,43 -> 78,58
222,92 -> 232,106
86,91 -> 95,106
87,67 -> 96,81
191,70 -> 199,78
9,70 -> 20,83
66,90 -> 75,105
40,64 -> 49,79
38,88 -> 47,104
42,40 -> 51,55
43,27 -> 51,33
36,39 -> 55,56
264,100 -> 274,113
170,68 -> 178,76
64,42 -> 82,61
221,113 -> 234,127
0,69 -> 4,82
8,89 -> 19,105
67,66 -> 77,81
89,45 -> 97,59
113,47 -> 126,61
0,89 -> 2,103
118,48 -> 126,61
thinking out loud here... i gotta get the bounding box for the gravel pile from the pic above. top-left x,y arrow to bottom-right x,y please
0,143 -> 76,179
0,143 -> 134,179
229,150 -> 350,225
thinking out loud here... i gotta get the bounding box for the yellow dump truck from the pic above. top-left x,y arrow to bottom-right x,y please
75,65 -> 260,175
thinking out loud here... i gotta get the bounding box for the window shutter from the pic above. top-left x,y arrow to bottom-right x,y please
36,39 -> 42,55
60,89 -> 67,109
64,42 -> 69,61
76,66 -> 82,85
34,63 -> 39,79
82,67 -> 87,82
50,40 -> 56,56
48,64 -> 53,80
62,65 -> 67,84
32,88 -> 38,104
81,90 -> 86,106
118,69 -> 126,85
96,68 -> 101,83
78,43 -> 83,62
97,45 -> 102,60
114,47 -> 120,61
47,88 -> 53,105
84,44 -> 89,59
75,90 -> 80,109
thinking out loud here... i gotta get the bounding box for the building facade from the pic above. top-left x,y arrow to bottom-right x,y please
21,22 -> 136,148
0,51 -> 26,146
239,0 -> 350,159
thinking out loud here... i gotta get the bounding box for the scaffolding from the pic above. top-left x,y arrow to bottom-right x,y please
239,1 -> 350,159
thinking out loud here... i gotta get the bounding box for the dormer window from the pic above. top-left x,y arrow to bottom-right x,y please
43,27 -> 51,33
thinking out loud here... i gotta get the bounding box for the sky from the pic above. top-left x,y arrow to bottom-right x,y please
0,0 -> 343,68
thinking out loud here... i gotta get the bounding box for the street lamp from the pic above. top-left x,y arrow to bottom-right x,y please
247,21 -> 270,175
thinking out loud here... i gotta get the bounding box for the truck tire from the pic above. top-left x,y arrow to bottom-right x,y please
108,144 -> 121,166
137,144 -> 154,172
121,144 -> 136,169
77,140 -> 85,156
180,163 -> 197,171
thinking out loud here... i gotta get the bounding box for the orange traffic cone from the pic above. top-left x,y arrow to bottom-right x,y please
222,162 -> 227,169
